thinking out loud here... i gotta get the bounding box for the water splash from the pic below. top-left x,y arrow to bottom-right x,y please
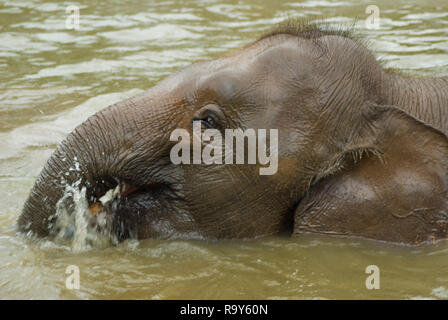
49,180 -> 118,252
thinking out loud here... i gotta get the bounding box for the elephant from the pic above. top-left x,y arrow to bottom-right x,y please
18,19 -> 448,245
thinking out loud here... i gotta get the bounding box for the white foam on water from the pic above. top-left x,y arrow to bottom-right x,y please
432,286 -> 448,299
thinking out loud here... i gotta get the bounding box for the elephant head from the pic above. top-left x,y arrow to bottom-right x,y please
19,20 -> 448,244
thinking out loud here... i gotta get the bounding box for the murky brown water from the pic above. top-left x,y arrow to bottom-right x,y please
1,0 -> 448,299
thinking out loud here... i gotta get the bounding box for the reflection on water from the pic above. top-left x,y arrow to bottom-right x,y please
0,0 -> 448,299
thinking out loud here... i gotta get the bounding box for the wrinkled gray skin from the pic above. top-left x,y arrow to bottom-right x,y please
19,21 -> 448,244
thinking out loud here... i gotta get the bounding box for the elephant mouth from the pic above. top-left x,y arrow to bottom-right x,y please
48,170 -> 181,245
90,176 -> 168,207
119,182 -> 142,198
79,177 -> 168,238
45,177 -> 168,248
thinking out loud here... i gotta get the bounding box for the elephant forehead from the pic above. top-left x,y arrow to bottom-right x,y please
148,36 -> 318,101
205,38 -> 317,82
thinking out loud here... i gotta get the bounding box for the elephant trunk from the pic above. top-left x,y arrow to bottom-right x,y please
18,100 -> 139,237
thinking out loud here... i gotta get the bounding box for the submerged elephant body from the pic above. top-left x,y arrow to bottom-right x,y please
19,20 -> 448,245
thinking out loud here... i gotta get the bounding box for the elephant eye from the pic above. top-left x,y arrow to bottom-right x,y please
192,103 -> 224,130
203,115 -> 217,128
193,114 -> 219,129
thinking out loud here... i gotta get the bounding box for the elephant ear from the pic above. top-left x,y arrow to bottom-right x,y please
293,103 -> 448,244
